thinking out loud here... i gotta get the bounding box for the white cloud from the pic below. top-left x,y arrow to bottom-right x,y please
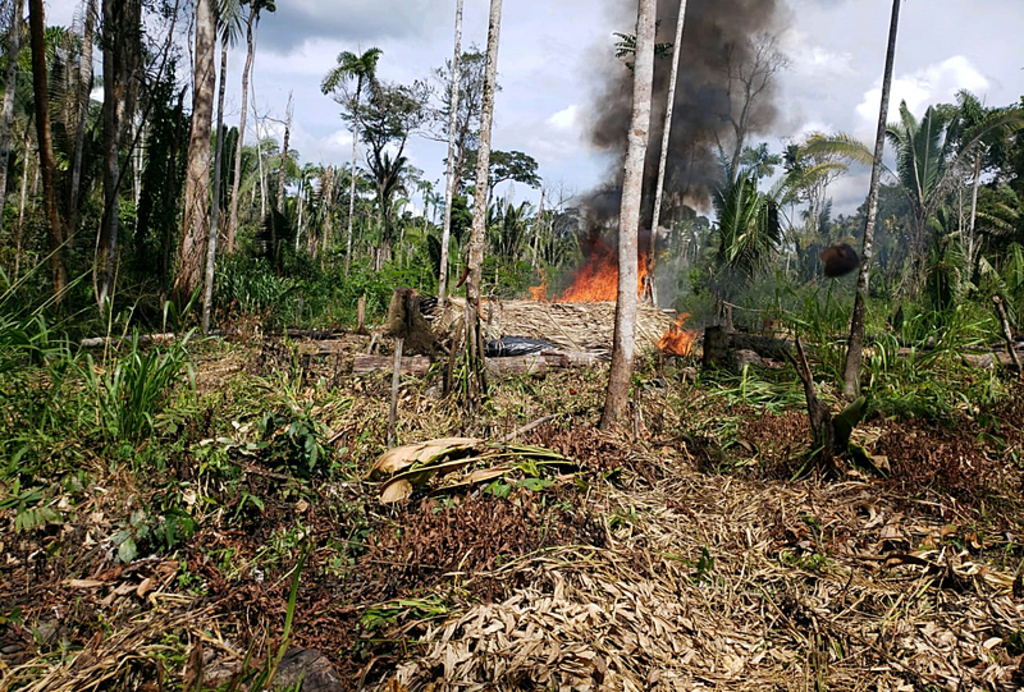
855,56 -> 991,135
547,105 -> 579,131
782,28 -> 854,78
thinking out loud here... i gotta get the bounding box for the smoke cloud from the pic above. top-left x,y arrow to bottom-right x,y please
584,0 -> 788,224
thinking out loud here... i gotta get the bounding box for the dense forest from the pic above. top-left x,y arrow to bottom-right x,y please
3,0 -> 1024,689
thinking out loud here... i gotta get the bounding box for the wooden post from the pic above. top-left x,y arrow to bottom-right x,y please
357,294 -> 367,335
388,337 -> 404,447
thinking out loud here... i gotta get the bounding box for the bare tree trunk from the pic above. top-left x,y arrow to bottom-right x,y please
202,36 -> 229,334
13,129 -> 31,282
600,0 -> 655,431
97,0 -> 128,307
645,0 -> 686,307
437,0 -> 464,304
344,79 -> 364,277
276,91 -> 292,212
295,172 -> 305,251
0,0 -> 24,241
967,153 -> 981,268
319,165 -> 334,258
226,9 -> 258,253
254,99 -> 266,219
532,188 -> 544,268
28,0 -> 67,302
172,0 -> 215,305
842,0 -> 901,400
465,0 -> 502,408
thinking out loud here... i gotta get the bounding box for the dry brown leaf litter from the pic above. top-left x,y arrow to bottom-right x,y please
382,465 -> 1024,692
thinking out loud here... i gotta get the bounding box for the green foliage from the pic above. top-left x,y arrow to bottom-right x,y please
713,170 -> 782,291
256,405 -> 330,480
215,254 -> 297,321
863,305 -> 998,421
76,332 -> 196,446
0,481 -> 61,534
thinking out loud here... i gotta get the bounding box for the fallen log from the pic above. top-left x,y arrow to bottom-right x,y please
961,351 -> 1021,369
727,332 -> 793,360
80,332 -> 177,348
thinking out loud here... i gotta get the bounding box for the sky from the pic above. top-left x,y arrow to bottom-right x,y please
41,0 -> 1024,217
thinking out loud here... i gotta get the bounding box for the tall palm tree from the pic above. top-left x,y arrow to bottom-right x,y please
173,0 -> 216,305
601,0 -> 655,431
843,0 -> 902,400
27,0 -> 66,302
321,46 -> 383,276
225,0 -> 274,253
0,0 -> 26,240
438,0 -> 463,307
884,101 -> 1024,286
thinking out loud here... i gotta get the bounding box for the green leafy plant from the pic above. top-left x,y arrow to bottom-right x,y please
256,405 -> 330,479
0,481 -> 61,533
77,331 -> 196,445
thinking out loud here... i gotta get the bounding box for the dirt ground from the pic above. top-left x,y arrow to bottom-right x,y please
3,335 -> 1024,691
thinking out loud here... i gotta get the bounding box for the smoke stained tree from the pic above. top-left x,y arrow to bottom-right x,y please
601,0 -> 656,431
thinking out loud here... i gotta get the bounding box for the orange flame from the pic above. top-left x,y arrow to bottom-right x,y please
528,282 -> 549,301
529,236 -> 649,303
658,312 -> 698,356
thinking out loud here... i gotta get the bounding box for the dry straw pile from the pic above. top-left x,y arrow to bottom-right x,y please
432,298 -> 677,353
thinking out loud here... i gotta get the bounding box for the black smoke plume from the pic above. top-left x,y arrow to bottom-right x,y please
584,0 -> 787,226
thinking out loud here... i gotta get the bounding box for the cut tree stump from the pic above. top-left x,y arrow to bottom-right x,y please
385,288 -> 440,355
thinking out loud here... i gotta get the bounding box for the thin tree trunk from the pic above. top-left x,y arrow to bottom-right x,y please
254,98 -> 266,219
465,0 -> 502,409
203,36 -> 229,334
646,0 -> 686,307
226,9 -> 257,253
276,91 -> 292,212
437,0 -> 464,306
97,0 -> 127,307
600,0 -> 655,431
14,129 -> 31,282
967,153 -> 981,268
532,188 -> 544,268
172,0 -> 215,305
131,118 -> 143,207
319,165 -> 334,258
842,0 -> 901,400
344,79 -> 363,277
28,0 -> 67,302
0,0 -> 24,240
295,173 -> 304,251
